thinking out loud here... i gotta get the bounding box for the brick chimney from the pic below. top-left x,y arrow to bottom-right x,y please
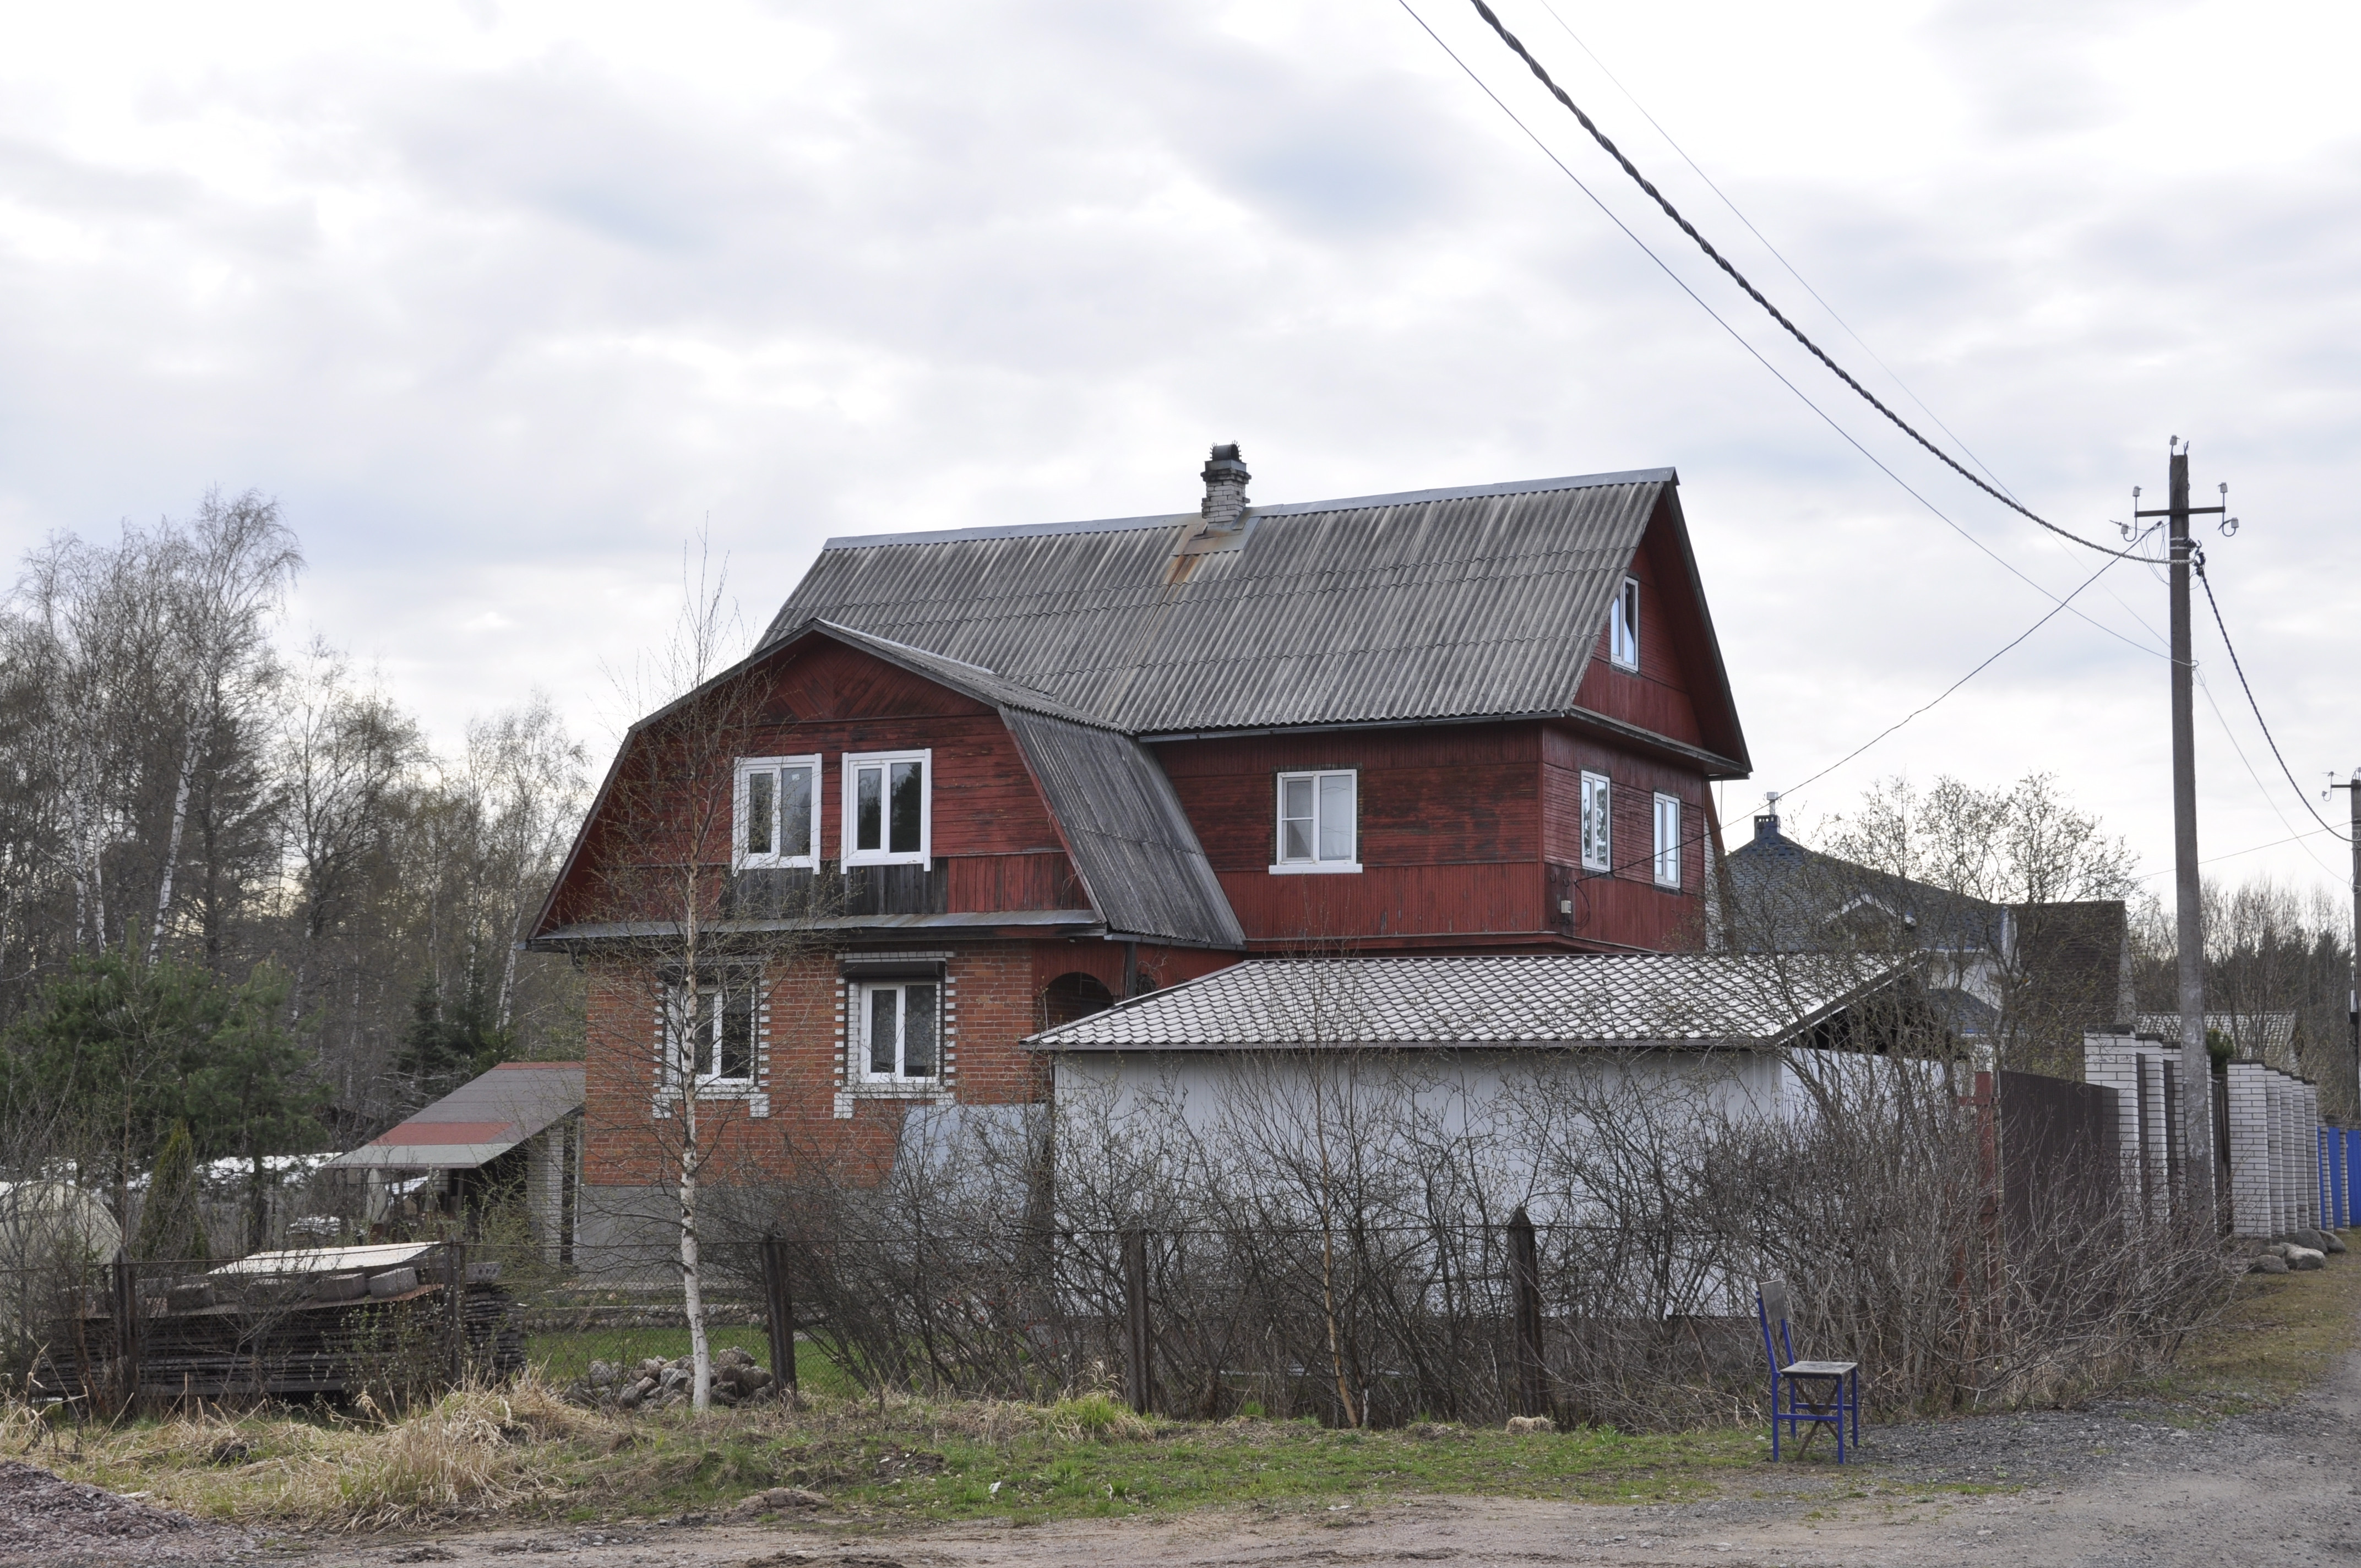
1200,444 -> 1250,531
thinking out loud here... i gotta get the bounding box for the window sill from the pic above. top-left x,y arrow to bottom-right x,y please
733,857 -> 820,872
653,1086 -> 770,1119
834,1085 -> 948,1118
1269,861 -> 1363,875
843,855 -> 931,869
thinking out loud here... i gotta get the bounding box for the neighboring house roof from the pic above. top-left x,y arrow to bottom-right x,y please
764,469 -> 1748,767
2134,1011 -> 2300,1065
327,1062 -> 583,1170
1724,815 -> 2009,955
1026,952 -> 1917,1052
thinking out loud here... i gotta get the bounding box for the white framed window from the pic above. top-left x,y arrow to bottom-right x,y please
1272,769 -> 1359,874
1653,792 -> 1682,888
735,754 -> 820,869
841,749 -> 931,866
855,978 -> 941,1084
668,974 -> 756,1088
1580,771 -> 1612,873
1609,575 -> 1640,671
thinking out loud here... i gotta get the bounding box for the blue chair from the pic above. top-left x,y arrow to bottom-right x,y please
1756,1278 -> 1859,1462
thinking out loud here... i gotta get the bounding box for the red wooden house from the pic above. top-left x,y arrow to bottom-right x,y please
528,448 -> 1751,1245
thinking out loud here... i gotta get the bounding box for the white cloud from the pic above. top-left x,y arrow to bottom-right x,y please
1,0 -> 2355,890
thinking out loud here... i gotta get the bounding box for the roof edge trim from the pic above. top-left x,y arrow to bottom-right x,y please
817,469 -> 1678,551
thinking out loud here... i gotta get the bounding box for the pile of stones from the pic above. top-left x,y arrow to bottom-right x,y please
2246,1228 -> 2346,1274
565,1344 -> 777,1409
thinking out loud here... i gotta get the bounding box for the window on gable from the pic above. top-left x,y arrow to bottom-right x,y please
856,979 -> 940,1083
1580,771 -> 1612,873
735,755 -> 820,869
842,749 -> 930,865
1273,769 -> 1359,873
669,974 -> 755,1087
1653,792 -> 1682,888
1610,575 -> 1640,671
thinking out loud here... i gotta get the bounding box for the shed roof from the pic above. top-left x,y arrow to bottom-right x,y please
765,469 -> 1744,757
1026,953 -> 1912,1052
327,1061 -> 583,1170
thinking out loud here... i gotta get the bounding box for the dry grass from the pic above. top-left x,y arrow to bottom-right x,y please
4,1371 -> 616,1531
2121,1242 -> 2361,1416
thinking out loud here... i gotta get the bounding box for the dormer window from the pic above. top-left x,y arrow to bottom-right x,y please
1272,769 -> 1359,874
843,749 -> 931,866
735,755 -> 819,869
1610,576 -> 1640,670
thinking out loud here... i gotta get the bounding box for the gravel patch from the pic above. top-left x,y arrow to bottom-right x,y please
0,1457 -> 255,1564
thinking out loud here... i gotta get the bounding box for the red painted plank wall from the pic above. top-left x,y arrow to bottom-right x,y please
1158,725 -> 1545,945
1539,722 -> 1710,951
1570,506 -> 1709,748
548,640 -> 1078,925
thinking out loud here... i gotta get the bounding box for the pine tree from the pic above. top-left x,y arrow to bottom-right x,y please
135,1120 -> 208,1261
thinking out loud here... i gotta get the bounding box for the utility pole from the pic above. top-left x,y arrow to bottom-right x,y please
2136,439 -> 2226,1206
2332,770 -> 2361,1110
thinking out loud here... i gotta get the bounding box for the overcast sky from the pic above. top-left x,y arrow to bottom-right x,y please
3,0 -> 2355,901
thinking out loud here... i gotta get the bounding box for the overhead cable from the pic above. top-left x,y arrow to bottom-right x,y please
1462,0 -> 2144,560
2196,559 -> 2351,843
1391,0 -> 2167,660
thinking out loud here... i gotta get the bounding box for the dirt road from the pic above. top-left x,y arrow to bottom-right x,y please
33,1338 -> 2361,1568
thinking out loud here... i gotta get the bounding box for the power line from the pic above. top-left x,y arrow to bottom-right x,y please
1462,0 -> 2142,562
1391,0 -> 2168,661
2196,556 -> 2350,843
1771,525 -> 2157,807
1524,0 -> 2022,504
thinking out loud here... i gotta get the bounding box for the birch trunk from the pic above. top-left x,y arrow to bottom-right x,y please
148,725 -> 201,962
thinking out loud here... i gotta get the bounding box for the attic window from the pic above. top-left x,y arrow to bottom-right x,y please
735,755 -> 819,870
844,749 -> 931,867
1272,769 -> 1359,874
1610,576 -> 1640,670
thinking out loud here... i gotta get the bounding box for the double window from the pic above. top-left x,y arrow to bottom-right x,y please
1580,771 -> 1612,873
843,749 -> 931,866
856,979 -> 940,1082
1609,575 -> 1640,670
733,750 -> 935,869
735,755 -> 819,869
671,975 -> 755,1087
1273,769 -> 1358,873
1652,792 -> 1682,888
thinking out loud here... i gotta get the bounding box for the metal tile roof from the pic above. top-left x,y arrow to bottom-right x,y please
1025,953 -> 1907,1051
1004,710 -> 1243,948
327,1061 -> 583,1170
764,471 -> 1679,736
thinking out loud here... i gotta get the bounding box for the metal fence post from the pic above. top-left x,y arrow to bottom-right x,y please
112,1257 -> 139,1416
1508,1206 -> 1547,1419
1122,1228 -> 1152,1416
444,1242 -> 467,1389
762,1234 -> 798,1400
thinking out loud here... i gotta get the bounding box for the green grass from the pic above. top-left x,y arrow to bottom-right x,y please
567,1405 -> 1762,1525
526,1329 -> 859,1398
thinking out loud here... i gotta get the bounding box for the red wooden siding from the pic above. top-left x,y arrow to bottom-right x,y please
547,639 -> 1082,927
1572,502 -> 1709,749
1539,722 -> 1707,951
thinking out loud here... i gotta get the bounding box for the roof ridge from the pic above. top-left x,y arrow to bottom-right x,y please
816,468 -> 1676,552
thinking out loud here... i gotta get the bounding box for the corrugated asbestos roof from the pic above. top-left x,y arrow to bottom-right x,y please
762,621 -> 1238,946
1004,710 -> 1244,948
1025,953 -> 1907,1050
328,1062 -> 583,1170
764,472 -> 1676,736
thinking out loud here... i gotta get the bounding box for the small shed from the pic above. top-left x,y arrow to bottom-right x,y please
328,1062 -> 583,1261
